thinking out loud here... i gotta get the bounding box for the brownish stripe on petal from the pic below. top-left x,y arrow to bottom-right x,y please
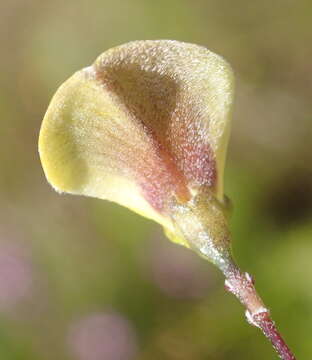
94,60 -> 216,211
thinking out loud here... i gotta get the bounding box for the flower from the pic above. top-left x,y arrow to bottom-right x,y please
39,40 -> 234,271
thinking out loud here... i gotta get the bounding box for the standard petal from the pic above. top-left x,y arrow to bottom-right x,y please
39,40 -> 234,232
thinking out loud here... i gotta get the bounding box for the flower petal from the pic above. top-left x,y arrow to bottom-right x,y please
39,40 -> 234,234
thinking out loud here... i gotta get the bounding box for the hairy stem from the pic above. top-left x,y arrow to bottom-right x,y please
223,264 -> 296,360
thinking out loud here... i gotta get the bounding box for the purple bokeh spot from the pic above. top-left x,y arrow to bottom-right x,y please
149,236 -> 215,299
68,312 -> 138,360
0,243 -> 33,309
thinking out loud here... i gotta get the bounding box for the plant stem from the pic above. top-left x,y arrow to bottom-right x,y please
223,264 -> 296,360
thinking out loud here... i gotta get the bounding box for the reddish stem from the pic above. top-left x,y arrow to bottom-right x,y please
254,311 -> 295,360
223,265 -> 296,360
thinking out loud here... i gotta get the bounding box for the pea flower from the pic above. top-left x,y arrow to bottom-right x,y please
39,40 -> 296,359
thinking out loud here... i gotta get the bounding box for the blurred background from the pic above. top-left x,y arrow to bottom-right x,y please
0,0 -> 312,359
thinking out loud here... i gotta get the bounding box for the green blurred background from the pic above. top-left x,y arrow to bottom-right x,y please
1,0 -> 311,359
